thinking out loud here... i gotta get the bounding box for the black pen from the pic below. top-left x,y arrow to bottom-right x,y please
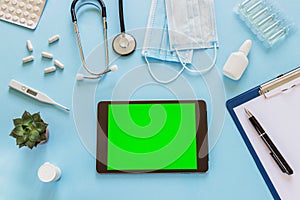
244,108 -> 293,175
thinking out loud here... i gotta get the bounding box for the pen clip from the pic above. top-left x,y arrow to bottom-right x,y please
270,152 -> 289,174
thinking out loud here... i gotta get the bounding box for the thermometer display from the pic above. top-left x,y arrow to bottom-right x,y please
27,89 -> 38,96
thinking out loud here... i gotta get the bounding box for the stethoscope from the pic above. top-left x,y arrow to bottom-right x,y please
71,0 -> 136,80
112,0 -> 136,56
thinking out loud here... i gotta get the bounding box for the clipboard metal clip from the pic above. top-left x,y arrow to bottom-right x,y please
259,67 -> 300,99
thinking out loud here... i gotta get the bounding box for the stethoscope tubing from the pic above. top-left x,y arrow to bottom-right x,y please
113,0 -> 136,56
71,0 -> 106,22
118,0 -> 125,33
71,0 -> 110,79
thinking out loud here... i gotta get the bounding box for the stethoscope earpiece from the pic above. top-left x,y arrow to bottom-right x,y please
76,65 -> 118,81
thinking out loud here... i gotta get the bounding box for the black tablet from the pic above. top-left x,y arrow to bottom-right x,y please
96,100 -> 208,173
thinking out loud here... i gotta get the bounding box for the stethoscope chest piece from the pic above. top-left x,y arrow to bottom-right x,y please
113,33 -> 136,56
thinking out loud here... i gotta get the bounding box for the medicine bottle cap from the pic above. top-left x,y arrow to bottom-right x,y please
38,162 -> 61,182
239,40 -> 252,56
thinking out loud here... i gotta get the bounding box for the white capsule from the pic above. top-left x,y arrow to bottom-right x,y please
48,35 -> 60,44
26,40 -> 33,52
22,55 -> 34,63
41,51 -> 53,59
54,59 -> 64,69
44,66 -> 56,74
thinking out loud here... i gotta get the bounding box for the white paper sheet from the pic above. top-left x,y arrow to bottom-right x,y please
234,77 -> 300,200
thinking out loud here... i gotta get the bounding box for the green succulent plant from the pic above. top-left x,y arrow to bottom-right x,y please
9,111 -> 48,149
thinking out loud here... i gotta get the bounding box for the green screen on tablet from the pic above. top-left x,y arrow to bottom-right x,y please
96,100 -> 208,173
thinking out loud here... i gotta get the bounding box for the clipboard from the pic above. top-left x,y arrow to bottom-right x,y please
226,67 -> 300,200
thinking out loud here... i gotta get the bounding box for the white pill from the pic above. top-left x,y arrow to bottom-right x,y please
36,0 -> 42,5
22,55 -> 34,63
0,11 -> 4,17
44,66 -> 56,74
41,52 -> 53,59
20,18 -> 26,23
30,14 -> 37,19
1,5 -> 7,11
12,16 -> 19,21
9,7 -> 15,13
26,4 -> 33,11
54,59 -> 64,69
23,11 -> 29,17
5,13 -> 11,19
19,2 -> 25,8
27,20 -> 34,26
33,6 -> 40,13
26,40 -> 33,52
16,9 -> 22,15
48,35 -> 60,44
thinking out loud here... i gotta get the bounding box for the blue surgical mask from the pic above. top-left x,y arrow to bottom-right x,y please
142,0 -> 219,84
142,0 -> 193,64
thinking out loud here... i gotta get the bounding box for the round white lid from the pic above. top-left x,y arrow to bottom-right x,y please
38,162 -> 56,182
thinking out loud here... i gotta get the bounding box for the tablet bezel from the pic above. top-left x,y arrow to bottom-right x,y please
96,100 -> 208,174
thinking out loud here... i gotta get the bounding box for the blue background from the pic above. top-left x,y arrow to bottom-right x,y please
0,0 -> 299,199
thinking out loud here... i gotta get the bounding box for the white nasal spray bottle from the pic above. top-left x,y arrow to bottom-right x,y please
223,39 -> 252,80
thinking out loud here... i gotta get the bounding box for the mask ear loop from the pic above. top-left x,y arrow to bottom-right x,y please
175,43 -> 218,73
144,43 -> 217,84
144,53 -> 185,84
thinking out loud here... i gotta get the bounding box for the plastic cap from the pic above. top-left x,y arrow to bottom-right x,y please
76,74 -> 84,81
38,162 -> 61,182
239,39 -> 252,56
110,65 -> 118,72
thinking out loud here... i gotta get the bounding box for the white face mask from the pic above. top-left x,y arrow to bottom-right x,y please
142,0 -> 194,64
165,0 -> 218,51
142,0 -> 218,84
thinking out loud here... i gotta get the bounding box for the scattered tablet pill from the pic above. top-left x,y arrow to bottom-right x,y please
54,59 -> 64,69
22,55 -> 34,63
41,51 -> 53,59
26,40 -> 33,52
44,66 -> 56,74
48,35 -> 60,44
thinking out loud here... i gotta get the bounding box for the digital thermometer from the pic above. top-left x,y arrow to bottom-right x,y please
9,79 -> 70,111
